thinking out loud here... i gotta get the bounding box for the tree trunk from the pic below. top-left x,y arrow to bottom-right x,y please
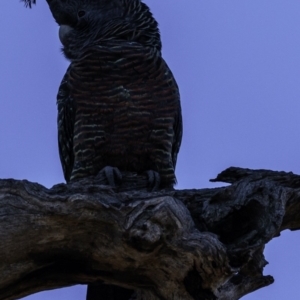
0,167 -> 299,300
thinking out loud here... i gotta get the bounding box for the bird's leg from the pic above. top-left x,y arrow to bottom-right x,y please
145,170 -> 161,191
96,166 -> 122,187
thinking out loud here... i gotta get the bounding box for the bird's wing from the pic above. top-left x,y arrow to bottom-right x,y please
164,64 -> 182,171
57,68 -> 75,182
172,98 -> 183,171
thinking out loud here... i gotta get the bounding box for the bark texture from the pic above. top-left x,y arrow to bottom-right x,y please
0,167 -> 299,300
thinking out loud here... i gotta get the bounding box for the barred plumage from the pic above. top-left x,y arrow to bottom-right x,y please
51,0 -> 182,188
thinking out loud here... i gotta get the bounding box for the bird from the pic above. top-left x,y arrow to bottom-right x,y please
23,0 -> 182,298
47,0 -> 182,190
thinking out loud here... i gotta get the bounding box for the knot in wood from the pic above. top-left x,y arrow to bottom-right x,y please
128,220 -> 162,252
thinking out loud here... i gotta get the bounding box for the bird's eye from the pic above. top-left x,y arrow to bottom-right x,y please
78,10 -> 86,18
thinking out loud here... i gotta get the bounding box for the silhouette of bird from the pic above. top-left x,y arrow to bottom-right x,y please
22,0 -> 182,298
48,0 -> 182,190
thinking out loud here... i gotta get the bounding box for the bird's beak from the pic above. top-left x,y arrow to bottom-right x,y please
59,25 -> 73,45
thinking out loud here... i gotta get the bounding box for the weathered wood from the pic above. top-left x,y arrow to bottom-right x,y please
0,167 -> 299,300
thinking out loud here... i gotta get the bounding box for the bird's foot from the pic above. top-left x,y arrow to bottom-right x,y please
145,170 -> 161,191
96,166 -> 122,188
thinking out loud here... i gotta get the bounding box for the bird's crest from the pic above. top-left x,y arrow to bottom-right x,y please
21,0 -> 36,8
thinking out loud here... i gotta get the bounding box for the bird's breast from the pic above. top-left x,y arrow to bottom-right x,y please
68,45 -> 178,172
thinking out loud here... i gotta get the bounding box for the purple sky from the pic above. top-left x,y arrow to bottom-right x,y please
1,0 -> 300,299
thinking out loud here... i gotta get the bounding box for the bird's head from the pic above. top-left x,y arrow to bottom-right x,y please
46,0 -> 161,61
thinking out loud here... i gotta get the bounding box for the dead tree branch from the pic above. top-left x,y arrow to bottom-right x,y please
0,167 -> 299,300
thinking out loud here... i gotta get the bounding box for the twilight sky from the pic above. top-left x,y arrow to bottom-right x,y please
1,0 -> 300,299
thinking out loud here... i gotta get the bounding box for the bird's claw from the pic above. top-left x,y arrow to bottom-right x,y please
97,166 -> 122,187
145,170 -> 161,191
